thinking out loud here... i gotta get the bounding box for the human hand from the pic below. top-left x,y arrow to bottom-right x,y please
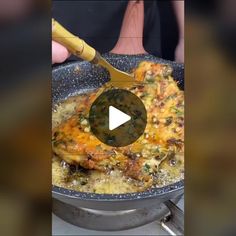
52,40 -> 70,64
175,38 -> 184,63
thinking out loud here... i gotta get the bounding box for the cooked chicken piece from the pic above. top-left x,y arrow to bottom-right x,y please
52,62 -> 184,187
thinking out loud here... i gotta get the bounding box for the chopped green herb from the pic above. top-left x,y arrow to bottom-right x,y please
80,179 -> 88,185
52,140 -> 65,147
140,92 -> 149,99
143,163 -> 151,173
170,107 -> 183,116
146,76 -> 155,83
165,116 -> 173,126
165,93 -> 177,102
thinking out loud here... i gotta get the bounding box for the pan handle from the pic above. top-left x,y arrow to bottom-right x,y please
160,200 -> 184,235
110,1 -> 147,55
52,19 -> 96,62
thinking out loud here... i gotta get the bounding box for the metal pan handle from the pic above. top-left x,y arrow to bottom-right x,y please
160,200 -> 184,235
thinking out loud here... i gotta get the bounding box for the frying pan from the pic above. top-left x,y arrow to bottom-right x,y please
52,53 -> 184,211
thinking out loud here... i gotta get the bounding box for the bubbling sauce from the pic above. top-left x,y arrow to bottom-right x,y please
52,95 -> 184,194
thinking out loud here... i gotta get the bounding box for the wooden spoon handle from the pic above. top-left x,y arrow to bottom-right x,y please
111,0 -> 147,55
52,18 -> 96,62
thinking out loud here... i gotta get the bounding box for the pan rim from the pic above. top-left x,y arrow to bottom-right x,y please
52,54 -> 184,200
52,180 -> 184,201
52,53 -> 184,71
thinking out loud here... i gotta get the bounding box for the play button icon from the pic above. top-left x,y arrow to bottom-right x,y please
109,106 -> 131,131
89,89 -> 147,147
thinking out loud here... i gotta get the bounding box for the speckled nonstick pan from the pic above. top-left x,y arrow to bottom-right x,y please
52,53 -> 184,211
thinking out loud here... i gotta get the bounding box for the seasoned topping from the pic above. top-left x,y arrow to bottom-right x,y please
143,163 -> 151,173
165,117 -> 173,126
167,138 -> 183,149
52,61 -> 184,193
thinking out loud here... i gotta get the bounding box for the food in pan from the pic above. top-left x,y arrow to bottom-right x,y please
52,61 -> 184,193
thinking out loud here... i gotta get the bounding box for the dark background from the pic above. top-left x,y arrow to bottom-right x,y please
52,0 -> 179,61
157,0 -> 178,60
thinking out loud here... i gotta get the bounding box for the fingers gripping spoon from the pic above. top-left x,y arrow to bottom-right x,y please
52,19 -> 135,88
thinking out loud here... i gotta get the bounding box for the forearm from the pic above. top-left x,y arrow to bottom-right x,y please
172,1 -> 184,39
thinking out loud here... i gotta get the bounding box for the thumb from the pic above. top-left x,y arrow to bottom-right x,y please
52,41 -> 70,64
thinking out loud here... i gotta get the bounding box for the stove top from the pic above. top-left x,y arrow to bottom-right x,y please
52,196 -> 184,235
